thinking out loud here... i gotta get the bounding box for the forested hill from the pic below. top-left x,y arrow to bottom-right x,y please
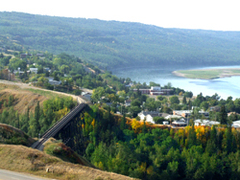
1,11 -> 240,69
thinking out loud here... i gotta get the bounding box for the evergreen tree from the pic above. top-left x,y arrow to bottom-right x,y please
29,102 -> 41,137
20,107 -> 29,133
182,96 -> 187,104
186,124 -> 197,148
219,105 -> 227,124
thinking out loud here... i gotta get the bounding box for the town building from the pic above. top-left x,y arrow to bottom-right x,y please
133,86 -> 173,95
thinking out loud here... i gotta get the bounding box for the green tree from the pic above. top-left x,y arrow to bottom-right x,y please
219,105 -> 227,124
170,95 -> 180,105
182,95 -> 187,104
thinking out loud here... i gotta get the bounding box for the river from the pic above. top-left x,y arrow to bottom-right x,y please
112,65 -> 240,100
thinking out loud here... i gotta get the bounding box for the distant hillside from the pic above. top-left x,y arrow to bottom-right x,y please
1,11 -> 240,69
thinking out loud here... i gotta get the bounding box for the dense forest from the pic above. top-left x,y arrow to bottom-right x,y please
1,12 -> 240,69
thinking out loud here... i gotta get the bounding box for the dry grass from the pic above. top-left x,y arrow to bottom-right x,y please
0,123 -> 36,146
0,82 -> 73,114
0,144 -> 138,180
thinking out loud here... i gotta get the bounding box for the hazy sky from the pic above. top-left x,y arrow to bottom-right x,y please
1,0 -> 239,31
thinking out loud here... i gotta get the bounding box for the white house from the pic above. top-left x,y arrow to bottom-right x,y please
232,120 -> 240,128
29,68 -> 38,74
138,111 -> 161,124
172,119 -> 187,127
194,119 -> 220,126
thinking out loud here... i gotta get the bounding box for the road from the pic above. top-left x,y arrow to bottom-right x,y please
0,169 -> 54,180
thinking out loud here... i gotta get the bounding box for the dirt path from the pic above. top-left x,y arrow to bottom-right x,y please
0,80 -> 87,104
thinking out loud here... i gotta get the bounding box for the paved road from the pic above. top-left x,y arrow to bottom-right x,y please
0,169 -> 54,180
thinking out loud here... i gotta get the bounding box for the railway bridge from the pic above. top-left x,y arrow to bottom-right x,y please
31,102 -> 89,154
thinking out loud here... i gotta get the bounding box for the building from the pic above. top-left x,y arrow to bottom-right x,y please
173,110 -> 209,118
194,119 -> 220,126
165,114 -> 183,120
133,86 -> 173,95
125,99 -> 132,106
29,68 -> 38,74
232,120 -> 240,128
81,92 -> 92,102
138,111 -> 162,124
172,119 -> 187,127
46,77 -> 61,85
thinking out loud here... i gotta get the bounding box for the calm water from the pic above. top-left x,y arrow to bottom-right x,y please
112,65 -> 240,100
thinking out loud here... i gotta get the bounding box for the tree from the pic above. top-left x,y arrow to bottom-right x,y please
200,101 -> 209,111
153,116 -> 165,124
219,105 -> 227,124
29,101 -> 41,137
170,95 -> 180,105
157,95 -> 165,101
91,87 -> 105,103
182,96 -> 187,104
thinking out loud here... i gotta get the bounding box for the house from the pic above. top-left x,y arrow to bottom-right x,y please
44,67 -> 51,72
125,83 -> 133,87
232,120 -> 240,128
47,77 -> 61,85
172,119 -> 187,127
173,110 -> 209,118
138,111 -> 162,124
133,86 -> 173,95
13,70 -> 24,75
163,121 -> 169,125
81,92 -> 92,102
165,114 -> 182,120
13,67 -> 24,75
173,110 -> 192,118
29,68 -> 38,74
125,99 -> 132,106
228,112 -> 240,116
210,106 -> 221,112
194,119 -> 220,126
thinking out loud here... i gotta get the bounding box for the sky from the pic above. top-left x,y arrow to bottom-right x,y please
0,0 -> 240,31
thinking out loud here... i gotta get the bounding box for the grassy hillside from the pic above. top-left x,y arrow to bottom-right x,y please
0,144 -> 136,180
0,123 -> 35,146
1,12 -> 240,69
0,82 -> 72,114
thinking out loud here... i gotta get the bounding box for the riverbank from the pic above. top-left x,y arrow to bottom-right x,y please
172,68 -> 240,79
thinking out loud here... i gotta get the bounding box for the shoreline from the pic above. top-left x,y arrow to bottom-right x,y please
172,68 -> 240,80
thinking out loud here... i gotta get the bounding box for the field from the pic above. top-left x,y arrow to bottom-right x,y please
173,68 -> 240,79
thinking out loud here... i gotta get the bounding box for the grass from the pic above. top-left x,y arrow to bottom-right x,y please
0,144 -> 136,180
0,123 -> 36,146
175,68 -> 240,79
24,88 -> 61,98
44,138 -> 95,168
